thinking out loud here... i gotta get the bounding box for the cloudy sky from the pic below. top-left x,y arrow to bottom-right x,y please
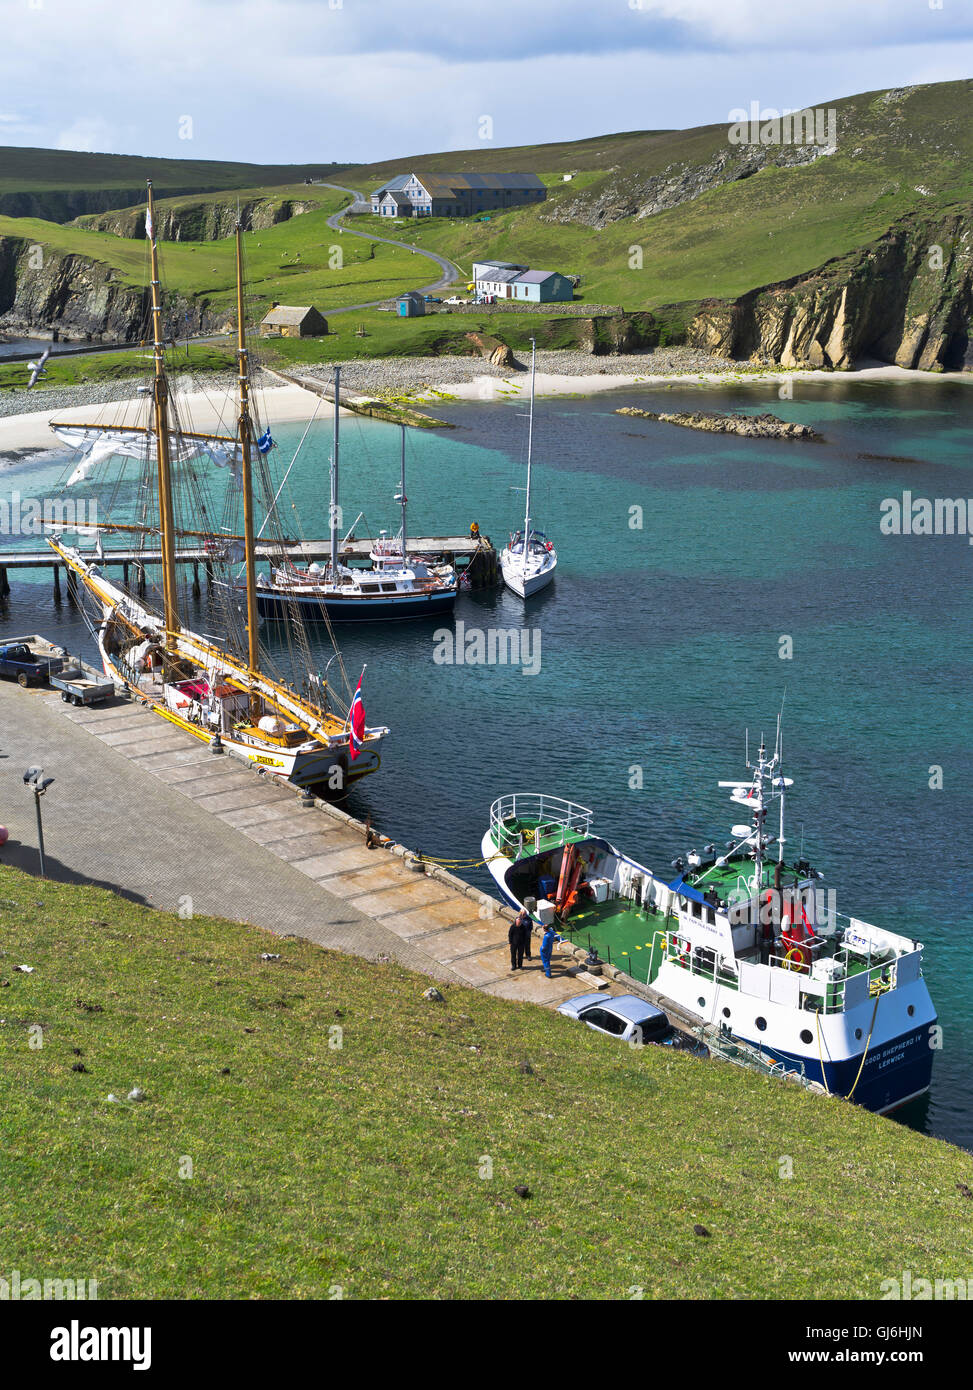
2,0 -> 972,165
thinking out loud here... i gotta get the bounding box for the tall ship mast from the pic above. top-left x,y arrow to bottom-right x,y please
45,182 -> 388,788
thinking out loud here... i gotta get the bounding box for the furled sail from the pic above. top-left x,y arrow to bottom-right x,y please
53,426 -> 243,488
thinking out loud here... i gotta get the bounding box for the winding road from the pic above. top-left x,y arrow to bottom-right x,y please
318,180 -> 464,313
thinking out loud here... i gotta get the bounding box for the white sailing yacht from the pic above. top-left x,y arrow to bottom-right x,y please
500,339 -> 557,599
253,381 -> 457,622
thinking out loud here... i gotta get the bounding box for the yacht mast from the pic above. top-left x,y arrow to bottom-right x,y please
330,365 -> 340,577
522,337 -> 536,576
234,223 -> 260,685
146,181 -> 180,650
398,424 -> 408,564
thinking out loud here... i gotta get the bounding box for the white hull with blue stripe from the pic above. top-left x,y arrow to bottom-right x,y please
482,736 -> 939,1117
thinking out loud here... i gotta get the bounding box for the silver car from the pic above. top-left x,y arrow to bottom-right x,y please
557,993 -> 708,1054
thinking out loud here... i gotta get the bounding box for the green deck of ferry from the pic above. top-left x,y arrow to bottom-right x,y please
500,819 -> 879,994
561,900 -> 667,984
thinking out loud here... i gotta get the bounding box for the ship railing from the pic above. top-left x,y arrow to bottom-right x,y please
489,793 -> 593,857
702,1027 -> 801,1082
657,928 -> 739,990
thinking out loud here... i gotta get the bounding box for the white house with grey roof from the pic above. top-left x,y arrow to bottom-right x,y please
473,261 -> 574,304
370,173 -> 546,218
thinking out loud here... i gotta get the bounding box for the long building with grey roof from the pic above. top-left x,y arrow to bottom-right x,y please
370,172 -> 546,218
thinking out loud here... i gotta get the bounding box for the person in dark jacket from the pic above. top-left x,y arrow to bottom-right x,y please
508,909 -> 531,971
521,897 -> 537,960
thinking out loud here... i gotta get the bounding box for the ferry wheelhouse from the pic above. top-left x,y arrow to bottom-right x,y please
483,743 -> 937,1114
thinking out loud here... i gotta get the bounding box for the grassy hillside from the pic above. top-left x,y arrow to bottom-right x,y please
330,127 -> 705,187
0,863 -> 969,1300
1,81 -> 970,372
377,82 -> 973,310
0,147 -> 337,220
0,192 -> 430,326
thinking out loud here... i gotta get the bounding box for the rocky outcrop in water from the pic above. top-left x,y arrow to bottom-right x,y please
616,407 -> 821,439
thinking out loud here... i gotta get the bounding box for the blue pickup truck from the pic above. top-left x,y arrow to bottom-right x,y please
0,641 -> 64,687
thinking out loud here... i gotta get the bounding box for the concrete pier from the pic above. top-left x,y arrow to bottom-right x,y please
0,678 -> 594,1009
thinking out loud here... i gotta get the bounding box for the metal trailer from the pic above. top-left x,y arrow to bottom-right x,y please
50,660 -> 116,707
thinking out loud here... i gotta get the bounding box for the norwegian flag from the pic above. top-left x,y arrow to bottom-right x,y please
349,671 -> 366,760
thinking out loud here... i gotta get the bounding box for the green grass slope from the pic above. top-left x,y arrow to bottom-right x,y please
0,865 -> 969,1300
349,81 -> 973,311
0,148 -> 337,219
0,192 -> 428,326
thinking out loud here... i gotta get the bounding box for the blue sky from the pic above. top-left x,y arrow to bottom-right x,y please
2,0 -> 971,165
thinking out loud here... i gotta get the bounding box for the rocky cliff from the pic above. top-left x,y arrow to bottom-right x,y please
0,185 -> 229,223
685,206 -> 973,371
74,196 -> 323,241
0,235 -> 210,341
545,137 -> 836,229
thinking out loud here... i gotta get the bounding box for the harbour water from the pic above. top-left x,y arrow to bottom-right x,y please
2,374 -> 971,1149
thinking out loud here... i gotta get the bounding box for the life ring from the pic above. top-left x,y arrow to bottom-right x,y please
668,935 -> 690,965
545,541 -> 553,551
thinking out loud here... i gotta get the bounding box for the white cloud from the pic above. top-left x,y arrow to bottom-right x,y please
0,0 -> 969,163
54,117 -> 122,154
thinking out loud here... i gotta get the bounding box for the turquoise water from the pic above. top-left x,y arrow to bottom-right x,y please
3,375 -> 972,1148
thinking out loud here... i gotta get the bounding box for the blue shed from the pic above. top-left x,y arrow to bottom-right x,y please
398,291 -> 426,317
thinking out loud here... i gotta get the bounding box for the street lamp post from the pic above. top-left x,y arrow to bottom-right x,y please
23,767 -> 55,878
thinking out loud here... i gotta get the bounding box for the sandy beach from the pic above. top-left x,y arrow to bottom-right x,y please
0,355 -> 969,458
408,360 -> 973,404
0,383 -> 327,458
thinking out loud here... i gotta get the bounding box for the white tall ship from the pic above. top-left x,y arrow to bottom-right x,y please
46,181 -> 388,788
500,339 -> 557,599
483,732 -> 937,1114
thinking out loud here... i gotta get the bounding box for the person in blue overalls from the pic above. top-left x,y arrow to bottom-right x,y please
539,922 -> 561,979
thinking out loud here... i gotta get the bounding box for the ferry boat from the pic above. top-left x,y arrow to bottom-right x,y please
46,182 -> 388,788
252,372 -> 457,623
482,739 -> 937,1115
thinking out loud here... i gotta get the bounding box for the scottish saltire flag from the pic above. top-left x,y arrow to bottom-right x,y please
257,429 -> 274,454
349,673 -> 366,760
145,209 -> 154,241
